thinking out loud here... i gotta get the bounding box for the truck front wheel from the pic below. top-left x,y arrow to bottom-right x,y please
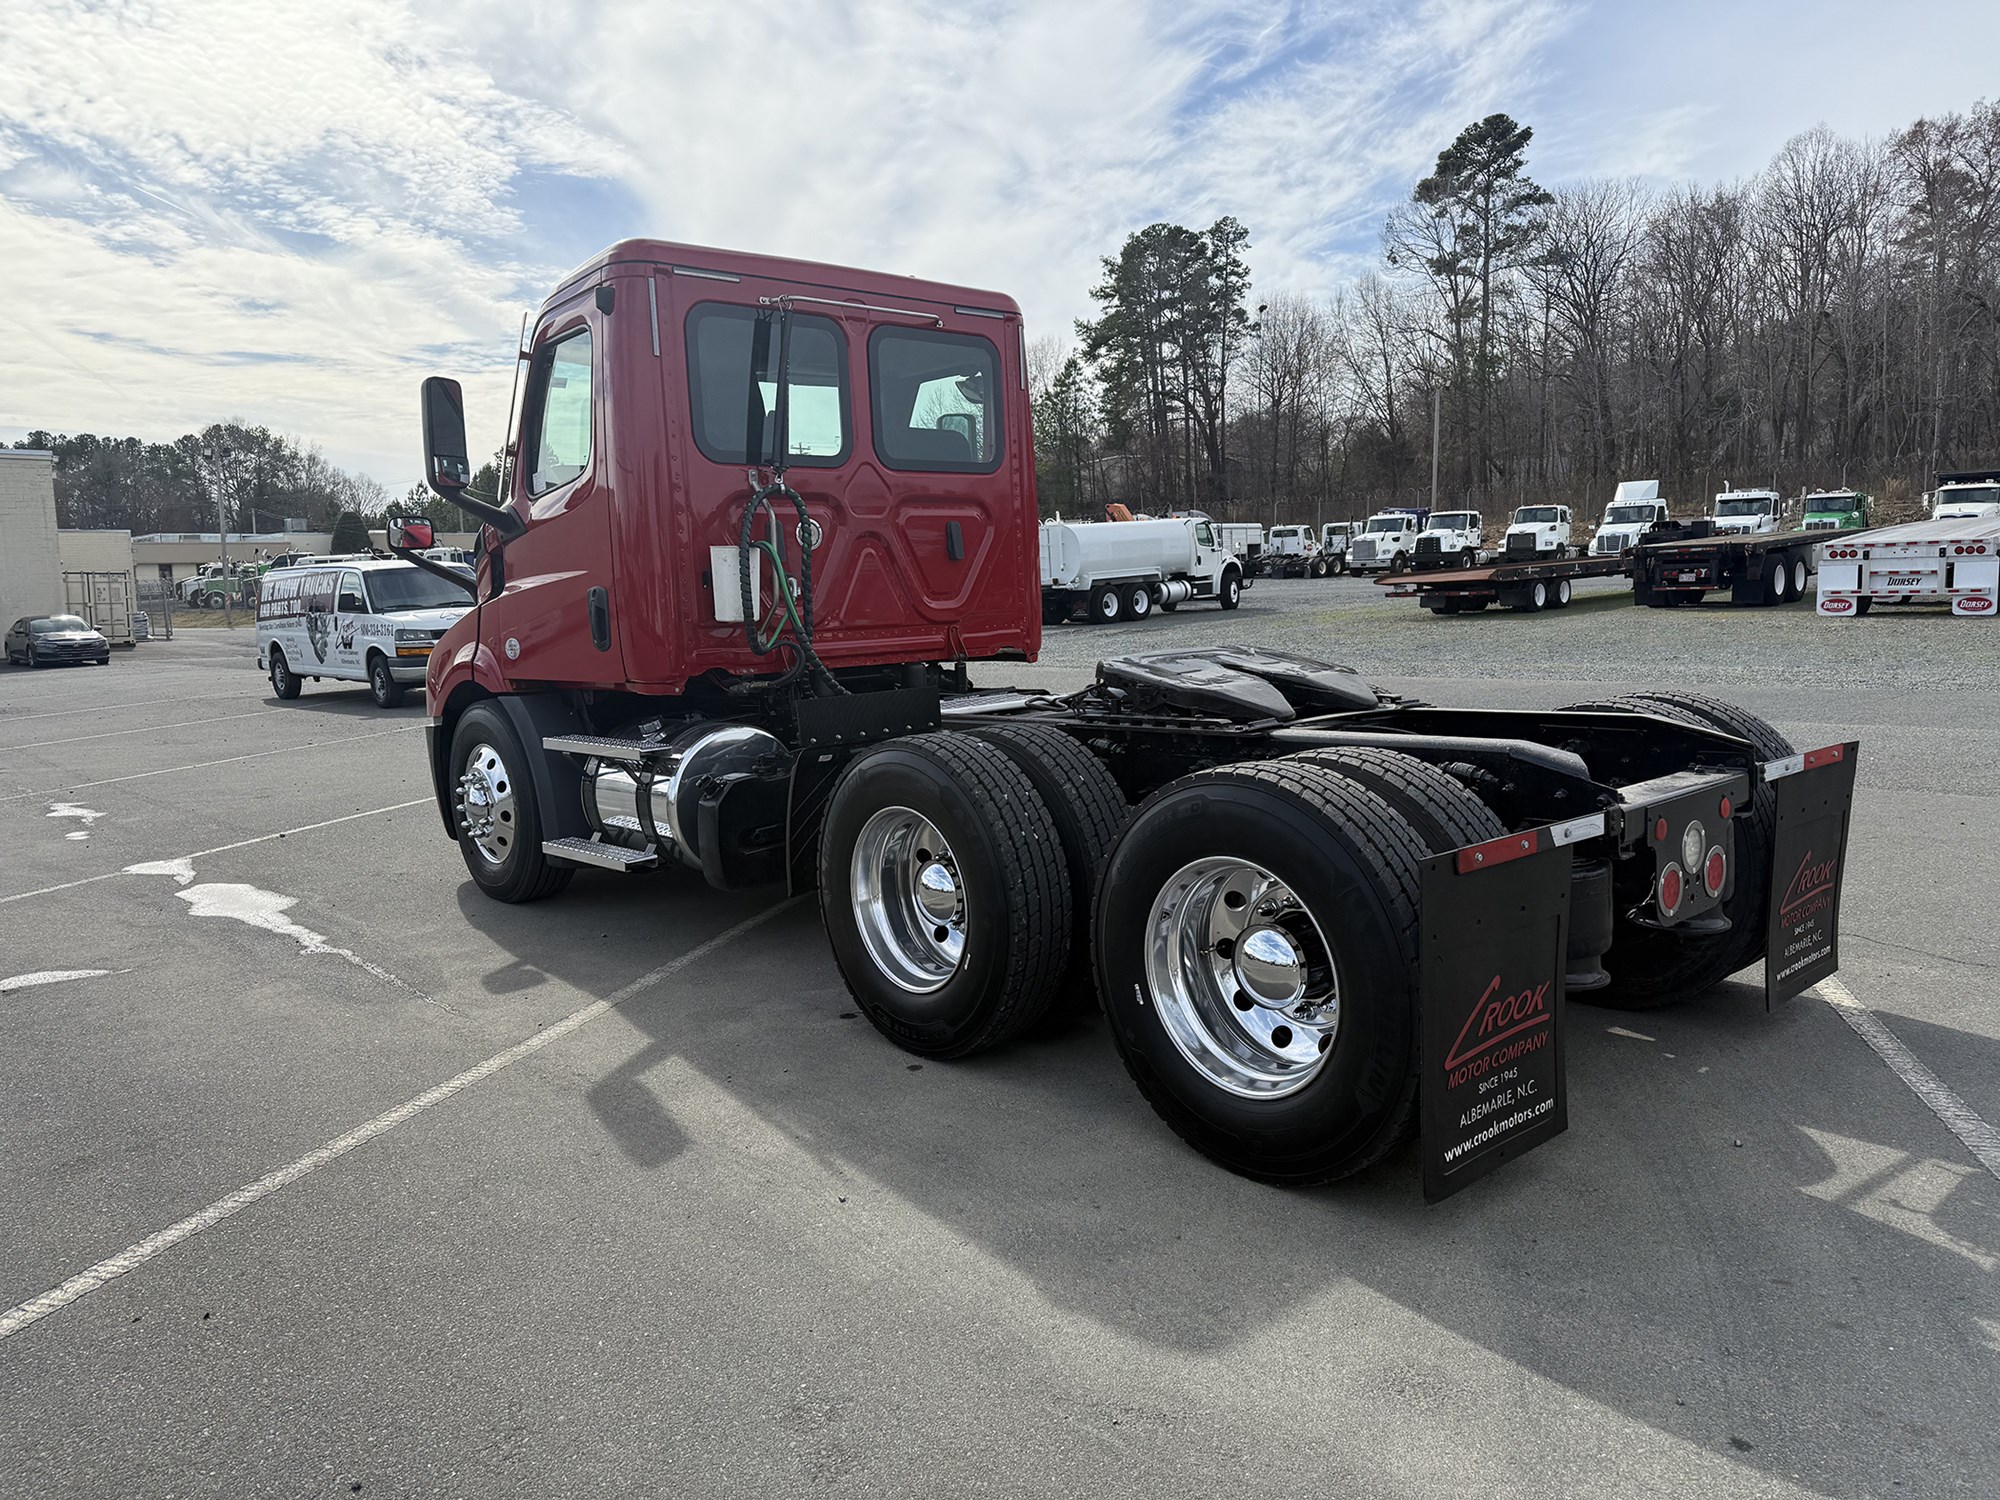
1096,761 -> 1431,1185
1219,569 -> 1242,610
448,703 -> 574,903
819,734 -> 1070,1058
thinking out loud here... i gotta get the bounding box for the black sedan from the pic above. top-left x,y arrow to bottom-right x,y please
4,615 -> 112,668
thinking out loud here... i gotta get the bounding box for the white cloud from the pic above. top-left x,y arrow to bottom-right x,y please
24,0 -> 1986,493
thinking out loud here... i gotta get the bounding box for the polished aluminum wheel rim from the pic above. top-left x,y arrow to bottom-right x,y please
456,741 -> 517,865
851,806 -> 966,993
1144,857 -> 1340,1099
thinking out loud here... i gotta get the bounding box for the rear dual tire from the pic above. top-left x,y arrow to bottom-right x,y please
1562,692 -> 1792,1009
1097,758 -> 1460,1186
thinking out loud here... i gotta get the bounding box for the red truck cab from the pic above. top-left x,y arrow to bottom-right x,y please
426,238 -> 1039,715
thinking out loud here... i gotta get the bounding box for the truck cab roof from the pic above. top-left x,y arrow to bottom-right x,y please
546,239 -> 1022,321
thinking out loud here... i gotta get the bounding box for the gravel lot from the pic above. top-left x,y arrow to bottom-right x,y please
1,611 -> 1996,1499
1033,572 -> 1994,690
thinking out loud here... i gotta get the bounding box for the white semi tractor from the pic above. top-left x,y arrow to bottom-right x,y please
1711,488 -> 1782,536
1040,516 -> 1246,623
1589,480 -> 1672,556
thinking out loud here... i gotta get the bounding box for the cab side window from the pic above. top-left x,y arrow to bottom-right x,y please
869,327 -> 1002,473
685,303 -> 849,467
338,571 -> 366,614
1197,523 -> 1216,548
522,328 -> 594,495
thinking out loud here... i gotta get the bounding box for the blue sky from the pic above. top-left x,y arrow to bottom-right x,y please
2,0 -> 1996,498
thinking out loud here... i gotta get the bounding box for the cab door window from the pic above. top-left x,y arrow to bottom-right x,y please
338,571 -> 366,613
1196,522 -> 1216,549
522,328 -> 594,495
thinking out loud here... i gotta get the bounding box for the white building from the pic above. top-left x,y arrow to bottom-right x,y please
0,450 -> 65,624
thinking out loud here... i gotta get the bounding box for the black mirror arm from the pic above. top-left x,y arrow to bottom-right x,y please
385,542 -> 478,598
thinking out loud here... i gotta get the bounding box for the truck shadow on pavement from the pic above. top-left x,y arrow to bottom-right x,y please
450,880 -> 2000,1498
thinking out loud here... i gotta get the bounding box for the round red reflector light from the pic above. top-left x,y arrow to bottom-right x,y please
1704,847 -> 1726,896
1653,817 -> 1668,844
1719,796 -> 1732,821
1659,863 -> 1684,915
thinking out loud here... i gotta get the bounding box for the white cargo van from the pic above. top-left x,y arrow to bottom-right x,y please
256,558 -> 472,706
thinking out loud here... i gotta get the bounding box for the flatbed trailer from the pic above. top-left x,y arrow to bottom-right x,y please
1814,516 -> 2000,617
1378,553 -> 1629,613
1628,527 -> 1824,608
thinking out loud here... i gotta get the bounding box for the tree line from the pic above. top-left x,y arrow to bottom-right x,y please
12,424 -> 391,536
1037,101 -> 2000,526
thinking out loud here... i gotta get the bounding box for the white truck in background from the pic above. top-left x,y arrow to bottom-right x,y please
1320,521 -> 1362,573
1413,510 -> 1484,569
1503,504 -> 1573,558
1263,524 -> 1326,578
1590,481 -> 1671,556
1040,516 -> 1246,623
1711,488 -> 1782,536
1348,508 -> 1430,574
1929,470 -> 2000,520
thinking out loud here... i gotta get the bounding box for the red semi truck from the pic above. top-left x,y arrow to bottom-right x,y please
397,239 -> 1859,1199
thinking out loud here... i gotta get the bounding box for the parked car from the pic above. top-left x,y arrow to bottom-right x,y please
5,615 -> 111,667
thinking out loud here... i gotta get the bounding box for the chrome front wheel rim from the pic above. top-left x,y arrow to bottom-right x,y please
851,806 -> 966,994
1144,857 -> 1340,1099
456,741 -> 518,866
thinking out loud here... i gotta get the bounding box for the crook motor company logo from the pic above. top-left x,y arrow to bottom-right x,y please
1779,849 -> 1840,928
1443,975 -> 1553,1087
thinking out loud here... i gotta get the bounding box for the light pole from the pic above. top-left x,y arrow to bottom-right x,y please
204,443 -> 233,627
1430,384 -> 1441,514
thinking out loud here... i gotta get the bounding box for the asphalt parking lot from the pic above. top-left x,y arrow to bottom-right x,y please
2,592 -> 1996,1499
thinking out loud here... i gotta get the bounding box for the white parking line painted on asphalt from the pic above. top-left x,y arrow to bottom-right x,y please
0,723 -> 422,803
0,970 -> 111,996
1819,976 -> 2000,1183
0,695 -> 213,724
0,899 -> 798,1343
0,799 -> 430,907
0,708 -> 285,751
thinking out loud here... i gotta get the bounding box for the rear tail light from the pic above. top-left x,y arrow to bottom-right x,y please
1653,817 -> 1668,844
1704,847 -> 1726,897
1659,863 -> 1685,916
1719,796 -> 1733,821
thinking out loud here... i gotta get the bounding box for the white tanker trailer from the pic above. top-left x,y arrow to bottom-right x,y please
1039,516 -> 1248,624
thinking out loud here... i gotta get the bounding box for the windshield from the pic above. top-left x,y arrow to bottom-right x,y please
1366,517 -> 1409,533
1602,505 -> 1655,525
365,565 -> 473,612
1426,513 -> 1476,531
1806,494 -> 1858,513
1716,497 -> 1773,516
1938,485 -> 2000,508
1514,507 -> 1560,524
30,616 -> 92,634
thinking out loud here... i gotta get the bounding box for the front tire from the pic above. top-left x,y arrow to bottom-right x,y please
819,734 -> 1069,1058
270,649 -> 302,700
1219,569 -> 1242,609
449,703 -> 573,903
368,654 -> 406,707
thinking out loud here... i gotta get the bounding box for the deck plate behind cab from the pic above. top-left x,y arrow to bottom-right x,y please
1097,647 -> 1381,722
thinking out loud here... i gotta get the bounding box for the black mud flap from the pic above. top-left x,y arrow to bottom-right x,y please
784,746 -> 851,896
1764,742 -> 1860,1008
1420,829 -> 1573,1203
